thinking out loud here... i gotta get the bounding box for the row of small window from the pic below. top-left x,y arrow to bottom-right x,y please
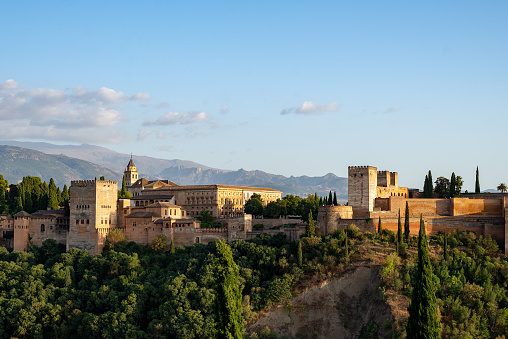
40,224 -> 54,232
100,205 -> 112,209
76,219 -> 90,224
77,205 -> 90,209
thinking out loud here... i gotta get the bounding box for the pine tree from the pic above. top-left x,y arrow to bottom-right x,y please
328,191 -> 333,206
406,217 -> 441,339
214,239 -> 244,339
378,217 -> 382,234
297,240 -> 303,267
305,211 -> 315,237
404,201 -> 410,242
333,192 -> 338,205
475,166 -> 480,193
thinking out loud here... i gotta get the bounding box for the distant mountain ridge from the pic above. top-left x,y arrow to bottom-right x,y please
0,141 -> 348,198
0,145 -> 120,188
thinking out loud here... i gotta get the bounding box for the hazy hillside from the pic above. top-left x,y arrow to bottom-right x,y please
0,145 -> 120,188
0,141 -> 348,198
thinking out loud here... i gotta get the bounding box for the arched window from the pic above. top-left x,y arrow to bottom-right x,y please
41,224 -> 45,232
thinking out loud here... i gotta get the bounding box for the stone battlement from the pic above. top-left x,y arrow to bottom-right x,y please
71,180 -> 118,187
348,166 -> 372,169
198,228 -> 227,233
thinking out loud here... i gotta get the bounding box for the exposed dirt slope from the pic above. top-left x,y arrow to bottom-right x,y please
247,266 -> 397,339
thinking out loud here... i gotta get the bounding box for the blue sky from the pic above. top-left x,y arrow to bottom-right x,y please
1,1 -> 507,190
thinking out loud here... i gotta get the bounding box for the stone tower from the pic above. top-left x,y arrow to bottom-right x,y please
348,166 -> 378,217
67,179 -> 118,255
124,155 -> 139,187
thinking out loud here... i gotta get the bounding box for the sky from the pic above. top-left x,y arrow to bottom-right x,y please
1,1 -> 507,191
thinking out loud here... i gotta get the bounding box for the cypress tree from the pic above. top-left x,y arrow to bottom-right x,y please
297,240 -> 303,267
450,172 -> 456,198
397,209 -> 403,255
305,211 -> 315,237
406,216 -> 440,338
443,232 -> 448,261
378,217 -> 382,233
475,166 -> 480,193
344,231 -> 349,264
170,239 -> 175,255
328,191 -> 333,206
423,174 -> 429,198
48,178 -> 59,210
333,192 -> 338,206
404,201 -> 410,242
214,240 -> 244,338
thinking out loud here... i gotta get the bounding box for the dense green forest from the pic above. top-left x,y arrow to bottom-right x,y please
1,225 -> 508,338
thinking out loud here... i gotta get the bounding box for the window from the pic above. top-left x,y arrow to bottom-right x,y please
41,224 -> 45,232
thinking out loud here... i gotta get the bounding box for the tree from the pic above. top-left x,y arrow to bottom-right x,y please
397,209 -> 403,255
244,194 -> 263,216
404,201 -> 410,242
406,216 -> 440,339
118,177 -> 132,199
305,210 -> 315,237
214,239 -> 244,339
170,239 -> 175,255
344,232 -> 349,264
475,166 -> 480,193
328,191 -> 333,206
333,192 -> 338,206
443,232 -> 448,261
100,176 -> 106,180
424,170 -> 434,198
497,183 -> 507,193
378,217 -> 382,233
103,228 -> 127,252
434,177 -> 450,198
48,178 -> 59,210
150,234 -> 168,253
297,240 -> 302,267
450,173 -> 456,198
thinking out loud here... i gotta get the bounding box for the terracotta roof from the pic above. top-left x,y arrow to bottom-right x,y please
153,184 -> 281,192
129,194 -> 174,200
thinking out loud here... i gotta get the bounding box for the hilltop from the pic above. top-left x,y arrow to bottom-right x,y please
0,141 -> 348,197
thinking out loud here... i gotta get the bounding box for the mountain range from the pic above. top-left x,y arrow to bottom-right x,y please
0,141 -> 348,199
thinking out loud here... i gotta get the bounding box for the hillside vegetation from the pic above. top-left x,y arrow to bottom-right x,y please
0,227 -> 507,338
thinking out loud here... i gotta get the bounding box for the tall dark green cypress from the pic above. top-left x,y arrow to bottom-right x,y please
406,217 -> 440,338
450,172 -> 456,198
306,211 -> 315,237
424,174 -> 429,198
214,240 -> 244,338
328,191 -> 333,206
475,166 -> 480,193
378,217 -> 382,233
297,240 -> 303,267
397,209 -> 403,255
333,192 -> 338,206
404,201 -> 410,242
170,239 -> 175,255
443,232 -> 448,261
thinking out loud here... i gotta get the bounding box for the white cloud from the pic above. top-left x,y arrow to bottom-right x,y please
0,79 -> 148,143
156,131 -> 166,139
281,101 -> 340,115
220,105 -> 229,114
143,111 -> 207,126
384,106 -> 401,113
137,130 -> 152,140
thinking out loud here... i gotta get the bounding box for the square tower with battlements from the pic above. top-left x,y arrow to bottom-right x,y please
67,179 -> 118,255
348,166 -> 378,217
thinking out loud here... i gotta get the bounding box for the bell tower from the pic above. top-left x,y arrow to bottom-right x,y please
124,154 -> 139,187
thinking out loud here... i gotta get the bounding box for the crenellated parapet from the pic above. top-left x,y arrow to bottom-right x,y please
71,179 -> 118,187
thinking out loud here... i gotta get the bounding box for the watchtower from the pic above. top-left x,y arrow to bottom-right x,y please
67,179 -> 118,255
348,166 -> 378,217
124,155 -> 139,187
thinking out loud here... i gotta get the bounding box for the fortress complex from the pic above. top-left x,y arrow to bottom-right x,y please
317,165 -> 508,255
1,157 -> 281,254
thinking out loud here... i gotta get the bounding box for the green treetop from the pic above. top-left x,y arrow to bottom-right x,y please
305,210 -> 315,237
475,166 -> 480,193
214,239 -> 244,339
406,216 -> 441,339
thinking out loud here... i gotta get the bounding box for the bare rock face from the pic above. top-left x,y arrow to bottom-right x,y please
247,267 -> 396,339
